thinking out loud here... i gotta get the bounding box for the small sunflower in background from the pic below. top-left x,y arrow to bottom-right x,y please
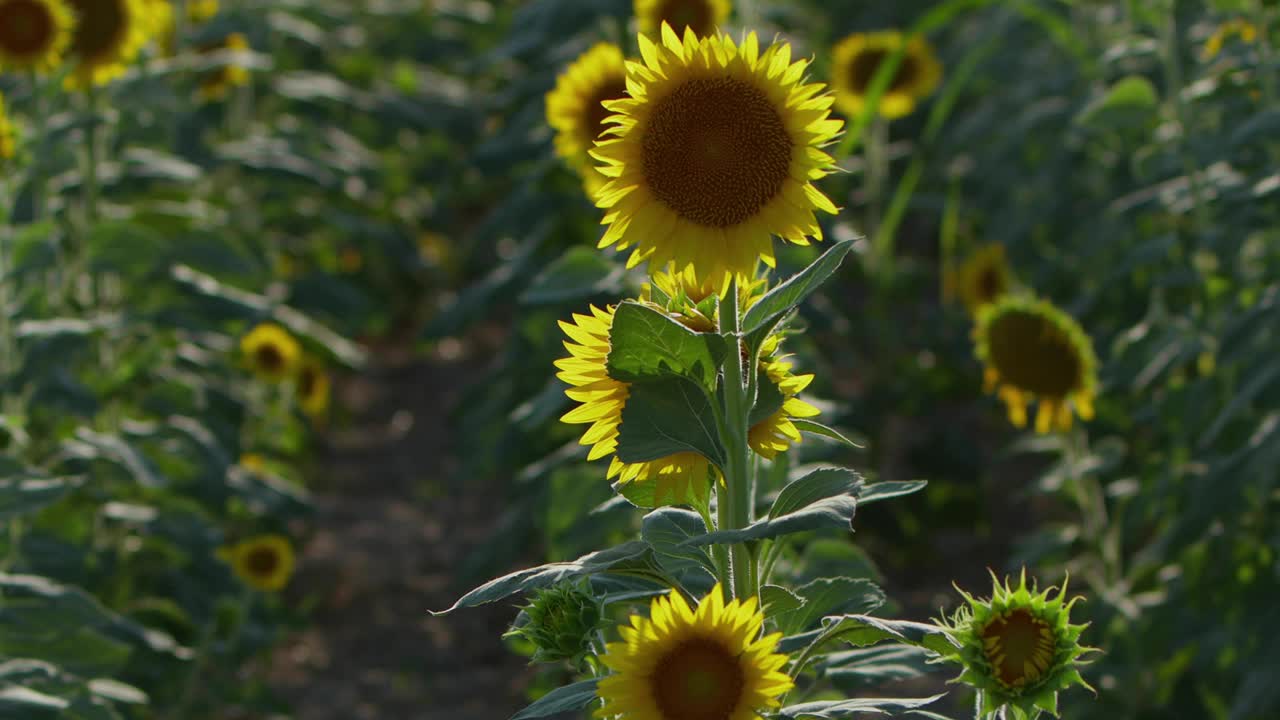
974,296 -> 1098,434
749,334 -> 821,460
295,355 -> 331,420
950,243 -> 1014,316
240,323 -> 302,382
634,0 -> 730,39
592,26 -> 843,292
546,42 -> 629,195
596,585 -> 792,720
831,30 -> 941,120
0,93 -> 14,162
219,535 -> 296,592
938,570 -> 1094,719
0,0 -> 75,73
1202,18 -> 1257,60
141,0 -> 173,54
238,453 -> 267,474
63,0 -> 151,89
196,32 -> 250,101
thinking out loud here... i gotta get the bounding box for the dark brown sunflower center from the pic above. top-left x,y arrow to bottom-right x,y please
848,49 -> 919,94
657,0 -> 715,36
642,76 -> 792,228
68,0 -> 127,62
976,267 -> 1004,303
584,78 -> 628,144
651,637 -> 745,720
981,609 -> 1055,688
255,344 -> 285,373
0,0 -> 55,55
986,310 -> 1082,397
245,546 -> 280,577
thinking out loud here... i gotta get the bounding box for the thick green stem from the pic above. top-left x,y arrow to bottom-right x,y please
718,278 -> 755,600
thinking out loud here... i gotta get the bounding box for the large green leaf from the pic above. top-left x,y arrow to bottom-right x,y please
818,614 -> 958,656
607,301 -> 727,389
641,508 -> 716,577
615,377 -> 726,468
0,477 -> 78,521
683,496 -> 857,547
774,578 -> 885,636
858,481 -> 928,506
777,694 -> 948,719
741,240 -> 853,335
769,468 -> 863,520
509,679 -> 599,719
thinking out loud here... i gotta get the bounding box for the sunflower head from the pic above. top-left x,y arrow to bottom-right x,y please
142,0 -> 173,54
597,584 -> 792,720
219,535 -> 296,592
64,0 -> 151,89
592,25 -> 843,292
949,243 -> 1013,315
973,296 -> 1097,434
0,93 -> 14,162
240,323 -> 302,382
0,0 -> 75,73
831,30 -> 942,120
505,580 -> 604,666
938,570 -> 1094,719
295,355 -> 331,420
634,0 -> 730,39
546,42 -> 629,196
1203,18 -> 1257,60
197,31 -> 251,101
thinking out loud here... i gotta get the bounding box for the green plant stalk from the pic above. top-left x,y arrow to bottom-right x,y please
29,72 -> 47,222
83,86 -> 101,228
695,499 -> 729,585
865,115 -> 889,274
718,277 -> 755,600
1159,6 -> 1210,235
1255,0 -> 1277,106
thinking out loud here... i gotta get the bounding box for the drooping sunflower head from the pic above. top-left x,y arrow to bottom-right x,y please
593,26 -> 843,292
196,31 -> 250,101
973,296 -> 1097,434
240,323 -> 302,382
63,0 -> 151,89
634,0 -> 730,39
219,534 -> 296,592
295,355 -> 331,420
0,92 -> 14,162
749,333 -> 820,460
950,243 -> 1013,315
546,42 -> 629,195
0,0 -> 75,73
831,30 -> 941,120
938,570 -> 1094,718
597,585 -> 792,720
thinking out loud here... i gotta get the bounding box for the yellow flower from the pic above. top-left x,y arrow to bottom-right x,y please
546,42 -> 630,195
296,355 -> 331,420
197,32 -> 250,101
748,334 -> 820,459
974,296 -> 1098,434
634,0 -> 730,39
596,584 -> 792,720
0,93 -> 14,162
592,25 -> 843,292
950,243 -> 1013,316
238,453 -> 267,474
831,30 -> 942,120
142,0 -> 173,54
219,535 -> 295,592
1203,19 -> 1258,60
0,0 -> 74,73
186,0 -> 216,22
64,0 -> 151,89
240,323 -> 302,381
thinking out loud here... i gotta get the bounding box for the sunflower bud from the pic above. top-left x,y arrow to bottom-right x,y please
937,569 -> 1095,719
505,580 -> 603,665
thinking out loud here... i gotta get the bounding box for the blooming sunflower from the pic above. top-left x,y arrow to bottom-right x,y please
973,296 -> 1098,434
938,570 -> 1094,718
831,30 -> 941,120
634,0 -> 730,39
240,323 -> 302,382
295,355 -> 331,420
547,43 -> 629,195
219,535 -> 296,592
950,243 -> 1013,316
196,32 -> 250,101
141,0 -> 173,54
597,584 -> 792,720
592,25 -> 843,291
748,334 -> 820,459
0,93 -> 14,162
64,0 -> 151,89
0,0 -> 74,73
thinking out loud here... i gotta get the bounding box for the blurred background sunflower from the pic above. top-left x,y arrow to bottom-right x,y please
0,0 -> 74,72
831,30 -> 941,119
545,42 -> 629,195
634,0 -> 731,38
63,0 -> 151,88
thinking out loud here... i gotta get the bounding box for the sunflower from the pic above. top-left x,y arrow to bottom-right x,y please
186,0 -> 216,22
547,42 -> 629,195
1202,18 -> 1257,60
141,0 -> 173,54
240,323 -> 302,382
749,334 -> 820,459
950,243 -> 1013,316
64,0 -> 151,89
0,93 -> 14,162
634,0 -> 730,39
219,535 -> 296,592
196,31 -> 250,101
0,0 -> 74,73
556,304 -> 718,506
831,30 -> 942,120
592,26 -> 843,291
596,584 -> 792,720
973,296 -> 1098,434
295,355 -> 331,420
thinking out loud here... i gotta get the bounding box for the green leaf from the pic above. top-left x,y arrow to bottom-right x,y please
615,377 -> 727,468
641,508 -> 716,577
749,367 -> 787,427
0,686 -> 68,713
858,481 -> 928,505
819,614 -> 957,656
793,420 -> 865,448
775,578 -> 885,636
777,694 -> 946,718
683,495 -> 857,547
1075,75 -> 1158,130
520,247 -> 625,305
823,645 -> 937,691
607,301 -> 727,389
86,679 -> 147,705
769,468 -> 863,520
0,477 -> 78,521
761,585 -> 805,617
509,679 -> 599,719
741,240 -> 854,335
433,542 -> 651,614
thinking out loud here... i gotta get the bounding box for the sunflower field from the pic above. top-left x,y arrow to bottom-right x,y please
1,0 -> 1277,718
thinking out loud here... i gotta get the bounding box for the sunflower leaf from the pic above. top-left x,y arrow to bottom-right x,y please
641,508 -> 717,577
769,467 -> 863,520
777,694 -> 948,719
615,377 -> 727,468
509,679 -> 600,720
607,301 -> 727,389
793,420 -> 865,448
818,614 -> 958,656
0,475 -> 80,521
740,239 -> 854,335
774,577 -> 885,636
680,495 -> 857,547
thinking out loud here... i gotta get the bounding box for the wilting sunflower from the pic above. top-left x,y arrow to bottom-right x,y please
749,334 -> 820,459
0,0 -> 74,73
295,355 -> 331,420
219,535 -> 296,592
950,243 -> 1013,316
0,93 -> 14,162
973,296 -> 1098,434
592,26 -> 843,290
240,323 -> 302,382
831,30 -> 941,120
634,0 -> 730,39
596,585 -> 792,720
547,42 -> 629,195
937,570 -> 1094,718
197,32 -> 250,101
64,0 -> 151,89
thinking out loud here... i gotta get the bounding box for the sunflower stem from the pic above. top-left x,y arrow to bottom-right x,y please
28,71 -> 47,222
865,115 -> 890,277
718,276 -> 755,601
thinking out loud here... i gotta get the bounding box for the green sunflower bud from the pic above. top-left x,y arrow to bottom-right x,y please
937,569 -> 1095,719
505,580 -> 603,666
